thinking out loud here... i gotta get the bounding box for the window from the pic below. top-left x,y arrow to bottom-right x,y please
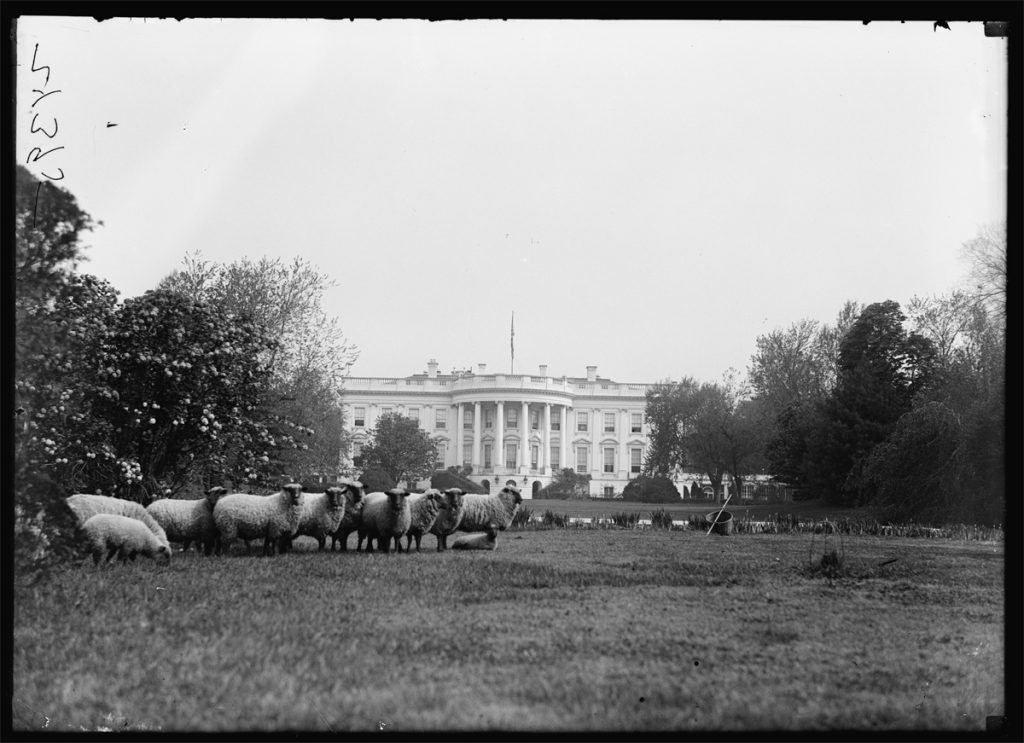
551,417 -> 560,431
381,406 -> 393,416
531,410 -> 540,430
505,443 -> 517,469
354,407 -> 366,427
630,448 -> 642,475
464,409 -> 473,430
352,443 -> 362,459
435,408 -> 447,429
506,409 -> 518,428
576,446 -> 588,474
406,407 -> 419,425
631,412 -> 643,433
576,411 -> 588,432
484,409 -> 494,429
603,447 -> 615,474
604,412 -> 615,433
551,446 -> 560,470
463,444 -> 472,467
531,444 -> 539,469
603,486 -> 615,497
483,444 -> 492,469
435,442 -> 446,469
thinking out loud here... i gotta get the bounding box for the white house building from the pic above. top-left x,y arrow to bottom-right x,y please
342,360 -> 650,498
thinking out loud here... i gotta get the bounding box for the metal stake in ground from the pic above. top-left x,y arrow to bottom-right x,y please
706,492 -> 733,536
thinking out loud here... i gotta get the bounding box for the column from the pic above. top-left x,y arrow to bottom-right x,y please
592,408 -> 601,477
456,403 -> 464,468
560,405 -> 569,473
472,402 -> 482,470
495,401 -> 504,475
542,402 -> 551,474
619,408 -> 629,479
520,400 -> 529,474
368,403 -> 377,430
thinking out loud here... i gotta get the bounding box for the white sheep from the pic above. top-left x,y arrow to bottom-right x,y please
451,524 -> 498,551
428,487 -> 466,552
329,479 -> 365,552
403,488 -> 448,553
357,487 -> 412,553
66,493 -> 170,549
146,486 -> 227,555
279,485 -> 351,553
457,485 -> 523,533
213,483 -> 303,557
82,513 -> 173,565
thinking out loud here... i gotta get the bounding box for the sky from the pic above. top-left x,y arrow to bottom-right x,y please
15,17 -> 1007,385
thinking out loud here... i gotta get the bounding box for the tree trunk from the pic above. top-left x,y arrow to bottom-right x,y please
706,470 -> 723,504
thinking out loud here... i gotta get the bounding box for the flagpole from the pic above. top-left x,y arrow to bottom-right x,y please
510,311 -> 515,374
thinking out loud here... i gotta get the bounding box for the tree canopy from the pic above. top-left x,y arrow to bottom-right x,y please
357,413 -> 438,486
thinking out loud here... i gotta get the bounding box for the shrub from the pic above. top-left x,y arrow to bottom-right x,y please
610,511 -> 641,528
430,469 -> 486,494
358,466 -> 395,493
621,476 -> 681,503
649,509 -> 675,529
541,510 -> 568,528
537,468 -> 591,500
510,506 -> 533,529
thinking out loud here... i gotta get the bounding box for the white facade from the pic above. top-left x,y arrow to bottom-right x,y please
342,360 -> 650,499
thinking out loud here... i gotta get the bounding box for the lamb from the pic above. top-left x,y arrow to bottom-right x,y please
82,513 -> 173,565
66,493 -> 170,549
357,487 -> 412,553
212,483 -> 304,556
403,488 -> 448,553
429,487 -> 466,552
457,485 -> 523,533
451,524 -> 498,551
329,479 -> 365,552
279,484 -> 351,553
146,486 -> 227,555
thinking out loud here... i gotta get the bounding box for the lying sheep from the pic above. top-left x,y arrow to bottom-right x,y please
451,524 -> 498,551
429,487 -> 466,552
357,488 -> 411,553
213,483 -> 303,557
146,486 -> 227,555
330,479 -> 365,552
66,493 -> 170,549
403,488 -> 448,553
279,484 -> 351,553
457,485 -> 522,533
82,513 -> 173,565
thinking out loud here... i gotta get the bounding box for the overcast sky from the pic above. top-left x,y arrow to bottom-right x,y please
16,17 -> 1007,384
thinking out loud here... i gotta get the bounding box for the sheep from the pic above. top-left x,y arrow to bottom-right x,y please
429,487 -> 466,552
329,479 -> 365,552
212,483 -> 304,557
82,513 -> 173,566
278,484 -> 350,553
451,524 -> 498,551
403,488 -> 448,553
66,493 -> 170,549
457,485 -> 523,533
146,486 -> 227,555
357,487 -> 412,554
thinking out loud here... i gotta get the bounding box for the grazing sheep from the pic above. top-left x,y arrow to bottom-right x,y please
357,488 -> 412,554
82,513 -> 173,566
403,489 -> 448,553
66,493 -> 170,549
451,524 -> 498,551
457,485 -> 522,533
329,479 -> 365,552
213,483 -> 303,557
279,485 -> 350,553
429,487 -> 466,552
146,486 -> 227,555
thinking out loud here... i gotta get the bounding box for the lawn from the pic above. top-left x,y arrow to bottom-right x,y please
12,528 -> 1003,732
522,497 -> 872,521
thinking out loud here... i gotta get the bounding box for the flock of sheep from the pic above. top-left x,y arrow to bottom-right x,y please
66,481 -> 525,566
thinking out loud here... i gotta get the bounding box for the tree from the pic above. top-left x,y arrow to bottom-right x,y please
642,378 -> 699,477
960,221 -> 1006,318
537,468 -> 592,500
357,413 -> 437,486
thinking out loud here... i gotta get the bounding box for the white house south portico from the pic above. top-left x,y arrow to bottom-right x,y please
342,360 -> 650,498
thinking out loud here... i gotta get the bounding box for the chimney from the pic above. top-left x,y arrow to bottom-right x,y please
539,364 -> 548,377
427,359 -> 439,379
478,363 -> 487,375
586,365 -> 597,382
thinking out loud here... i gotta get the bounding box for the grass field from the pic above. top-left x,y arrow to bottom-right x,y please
13,527 -> 1003,732
523,498 -> 879,521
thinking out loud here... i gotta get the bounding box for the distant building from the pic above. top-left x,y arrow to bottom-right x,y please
342,360 -> 650,498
